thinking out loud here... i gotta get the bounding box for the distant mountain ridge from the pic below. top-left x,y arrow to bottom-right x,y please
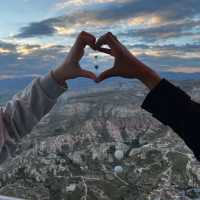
0,72 -> 200,92
0,77 -> 34,91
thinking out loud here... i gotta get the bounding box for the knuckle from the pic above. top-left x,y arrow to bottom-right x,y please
80,31 -> 86,37
107,32 -> 117,39
107,32 -> 112,37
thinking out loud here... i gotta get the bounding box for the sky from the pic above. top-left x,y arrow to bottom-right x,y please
0,0 -> 200,80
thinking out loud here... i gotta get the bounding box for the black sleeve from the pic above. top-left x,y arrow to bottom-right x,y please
141,79 -> 200,161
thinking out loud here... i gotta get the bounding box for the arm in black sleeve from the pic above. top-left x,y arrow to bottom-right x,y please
141,79 -> 200,161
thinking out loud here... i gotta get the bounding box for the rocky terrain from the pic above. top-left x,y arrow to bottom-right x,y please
0,80 -> 200,200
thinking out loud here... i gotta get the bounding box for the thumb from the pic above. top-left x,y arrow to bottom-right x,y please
95,67 -> 116,83
79,69 -> 97,80
95,47 -> 113,56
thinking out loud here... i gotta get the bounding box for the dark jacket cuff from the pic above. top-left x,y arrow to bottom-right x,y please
141,79 -> 191,126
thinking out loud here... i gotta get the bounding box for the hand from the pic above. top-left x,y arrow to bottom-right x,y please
95,32 -> 161,90
53,31 -> 97,85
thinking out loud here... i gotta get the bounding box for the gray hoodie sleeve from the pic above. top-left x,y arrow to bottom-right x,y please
0,71 -> 67,161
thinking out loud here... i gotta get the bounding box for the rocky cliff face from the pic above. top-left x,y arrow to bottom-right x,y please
0,81 -> 200,200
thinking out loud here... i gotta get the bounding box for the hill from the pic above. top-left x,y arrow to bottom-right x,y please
0,81 -> 200,199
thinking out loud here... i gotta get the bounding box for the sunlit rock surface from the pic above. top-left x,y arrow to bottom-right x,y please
0,80 -> 200,200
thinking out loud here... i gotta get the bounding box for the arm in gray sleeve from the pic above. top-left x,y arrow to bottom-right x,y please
3,71 -> 68,142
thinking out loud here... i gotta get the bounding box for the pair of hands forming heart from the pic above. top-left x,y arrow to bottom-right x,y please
53,31 -> 161,89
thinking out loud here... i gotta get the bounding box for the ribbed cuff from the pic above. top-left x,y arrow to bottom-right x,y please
39,71 -> 68,99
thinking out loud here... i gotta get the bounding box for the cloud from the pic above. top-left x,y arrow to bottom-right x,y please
15,13 -> 90,38
3,0 -> 200,79
53,26 -> 76,36
0,40 -> 16,51
16,44 -> 40,55
0,48 -> 11,54
127,15 -> 163,26
0,41 -> 69,77
55,0 -> 121,10
120,19 -> 200,43
166,67 -> 200,73
1,39 -> 200,80
0,74 -> 40,81
129,43 -> 200,58
15,0 -> 200,44
16,21 -> 56,38
91,0 -> 200,23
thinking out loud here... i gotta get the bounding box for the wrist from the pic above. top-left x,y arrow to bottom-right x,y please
138,66 -> 161,90
52,67 -> 68,86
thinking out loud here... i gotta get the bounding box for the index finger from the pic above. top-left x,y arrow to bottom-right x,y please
78,31 -> 96,49
96,32 -> 119,49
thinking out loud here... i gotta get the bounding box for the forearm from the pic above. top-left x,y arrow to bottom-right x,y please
3,72 -> 67,139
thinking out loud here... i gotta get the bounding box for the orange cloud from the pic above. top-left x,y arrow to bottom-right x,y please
16,45 -> 39,55
54,26 -> 76,36
0,48 -> 11,54
128,15 -> 163,26
130,49 -> 163,57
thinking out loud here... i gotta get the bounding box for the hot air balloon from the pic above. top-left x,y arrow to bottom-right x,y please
114,165 -> 123,174
94,55 -> 99,70
95,65 -> 99,70
114,150 -> 124,160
